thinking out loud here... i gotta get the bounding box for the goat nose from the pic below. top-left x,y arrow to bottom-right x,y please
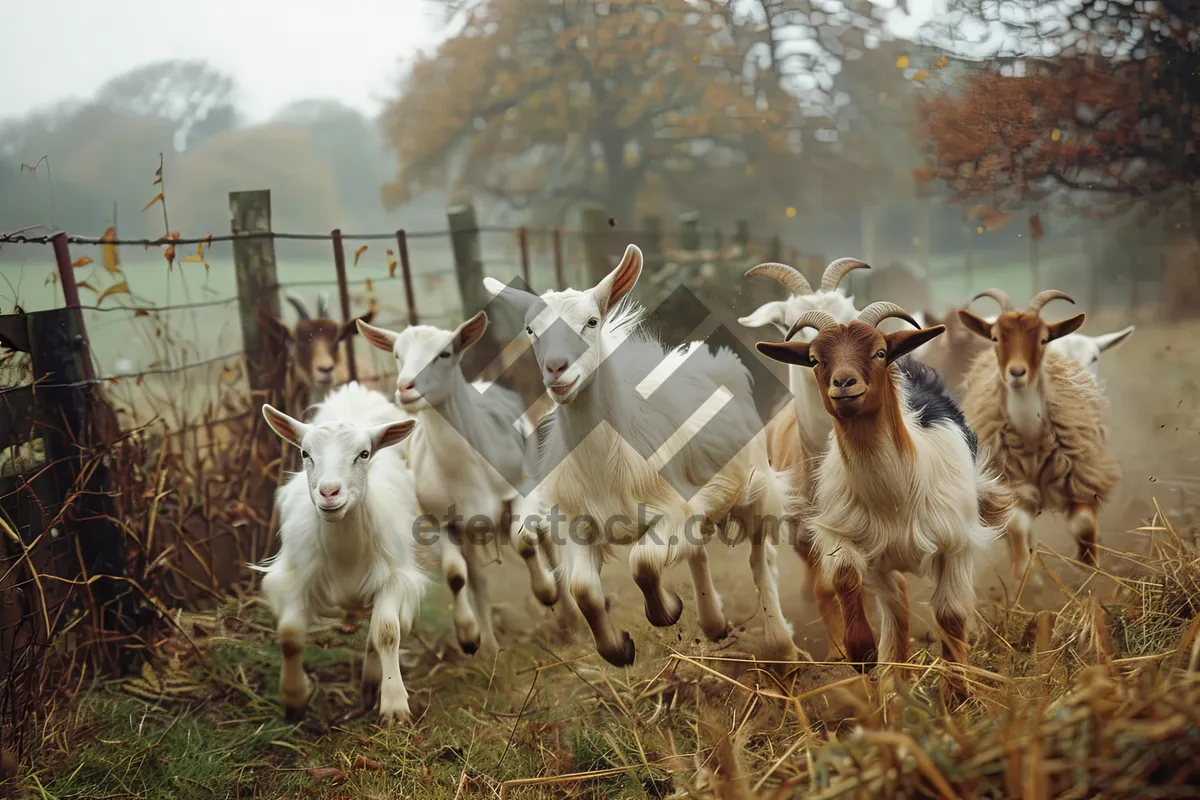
545,358 -> 568,376
832,375 -> 858,389
1008,365 -> 1027,378
319,483 -> 341,499
317,364 -> 334,374
399,381 -> 416,392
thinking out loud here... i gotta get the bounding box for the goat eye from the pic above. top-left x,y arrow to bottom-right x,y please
1040,338 -> 1048,345
586,317 -> 599,329
358,449 -> 370,460
991,336 -> 998,342
525,325 -> 534,336
300,451 -> 309,460
439,351 -> 451,359
875,349 -> 886,359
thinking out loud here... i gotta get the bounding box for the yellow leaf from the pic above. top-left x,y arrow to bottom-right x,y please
77,280 -> 98,295
785,207 -> 797,218
141,193 -> 164,212
181,243 -> 206,263
976,226 -> 984,234
365,278 -> 374,293
912,69 -> 930,84
134,309 -> 149,317
72,256 -> 93,268
934,56 -> 949,69
386,249 -> 398,278
896,55 -> 910,69
1051,128 -> 1061,141
96,281 -> 130,305
101,227 -> 120,272
353,245 -> 368,266
912,237 -> 921,246
220,361 -> 242,385
745,164 -> 755,178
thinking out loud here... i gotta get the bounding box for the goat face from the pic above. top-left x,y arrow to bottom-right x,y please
262,404 -> 414,522
958,289 -> 1085,393
293,319 -> 342,390
737,259 -> 868,342
357,315 -> 487,412
1046,325 -> 1134,380
755,303 -> 944,421
483,244 -> 643,405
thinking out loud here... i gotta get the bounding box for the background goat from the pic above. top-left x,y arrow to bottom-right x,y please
1047,325 -> 1135,381
263,292 -> 380,417
357,313 -> 567,658
756,302 -> 1011,689
958,289 -> 1122,583
485,244 -> 797,667
255,383 -> 425,724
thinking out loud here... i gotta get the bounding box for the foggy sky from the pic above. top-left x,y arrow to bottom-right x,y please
0,0 -> 441,122
0,0 -> 935,124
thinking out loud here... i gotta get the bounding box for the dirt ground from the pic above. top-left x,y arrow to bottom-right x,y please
476,312 -> 1200,661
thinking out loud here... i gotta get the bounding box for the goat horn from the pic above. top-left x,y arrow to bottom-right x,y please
1026,289 -> 1075,315
285,294 -> 310,320
821,258 -> 871,292
316,292 -> 331,320
745,262 -> 813,296
857,301 -> 920,329
784,310 -> 839,341
970,288 -> 1016,311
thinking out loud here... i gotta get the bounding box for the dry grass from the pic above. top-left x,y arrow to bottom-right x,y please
3,505 -> 1196,799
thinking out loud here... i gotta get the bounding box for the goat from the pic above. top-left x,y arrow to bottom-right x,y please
263,292 -> 381,417
1046,325 -> 1135,381
738,259 -> 868,659
908,305 -> 993,399
755,302 -> 1012,685
356,313 -> 569,658
484,244 -> 798,667
255,383 -> 426,724
958,289 -> 1122,582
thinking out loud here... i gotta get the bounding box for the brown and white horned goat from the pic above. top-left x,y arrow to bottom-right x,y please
958,289 -> 1122,583
738,258 -> 869,659
756,302 -> 1012,683
264,292 -> 381,417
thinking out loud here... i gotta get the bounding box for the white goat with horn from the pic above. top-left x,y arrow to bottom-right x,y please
484,244 -> 798,666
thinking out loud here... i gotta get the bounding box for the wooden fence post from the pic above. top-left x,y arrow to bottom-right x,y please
680,212 -> 701,253
580,203 -> 610,285
330,229 -> 357,382
516,226 -> 531,287
448,204 -> 502,378
396,230 -> 419,326
642,216 -> 664,273
552,228 -> 565,291
734,220 -> 750,250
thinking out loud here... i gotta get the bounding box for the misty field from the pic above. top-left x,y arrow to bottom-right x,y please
16,314 -> 1200,799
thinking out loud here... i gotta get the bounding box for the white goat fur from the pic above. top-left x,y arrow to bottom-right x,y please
255,383 -> 427,724
485,245 -> 798,666
1046,326 -> 1135,381
355,316 -> 569,658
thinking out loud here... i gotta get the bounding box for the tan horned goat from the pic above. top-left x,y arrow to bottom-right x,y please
958,289 -> 1122,583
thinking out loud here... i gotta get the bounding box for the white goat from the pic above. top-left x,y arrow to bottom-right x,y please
484,244 -> 797,666
755,302 -> 1012,687
356,313 -> 569,658
255,383 -> 426,724
1046,325 -> 1135,381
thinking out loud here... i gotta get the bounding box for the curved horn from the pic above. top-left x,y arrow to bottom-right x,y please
784,310 -> 839,341
285,294 -> 311,320
1026,289 -> 1075,315
316,291 -> 331,320
857,301 -> 920,329
821,258 -> 871,292
970,288 -> 1016,312
745,262 -> 813,296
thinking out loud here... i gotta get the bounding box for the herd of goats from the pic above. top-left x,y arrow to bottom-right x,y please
251,245 -> 1136,724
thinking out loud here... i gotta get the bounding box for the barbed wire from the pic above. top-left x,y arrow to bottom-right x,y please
0,227 -> 549,247
80,296 -> 240,314
0,348 -> 245,396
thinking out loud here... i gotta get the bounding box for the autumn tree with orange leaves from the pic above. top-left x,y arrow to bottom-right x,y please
380,0 -> 903,228
918,0 -> 1199,243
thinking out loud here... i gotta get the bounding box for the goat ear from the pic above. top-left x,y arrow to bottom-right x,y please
737,301 -> 790,335
454,311 -> 489,353
957,309 -> 994,340
259,309 -> 294,342
369,419 -> 415,452
1093,324 -> 1134,352
885,325 -> 945,364
923,310 -> 944,328
339,309 -> 376,342
1046,312 -> 1086,342
262,404 -> 308,448
357,319 -> 399,353
755,340 -> 815,368
592,244 -> 642,315
483,276 -> 539,316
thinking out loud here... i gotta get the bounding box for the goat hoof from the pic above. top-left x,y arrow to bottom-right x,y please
702,621 -> 732,642
361,682 -> 380,712
535,586 -> 559,607
1076,545 -> 1097,567
283,703 -> 306,723
644,591 -> 684,628
378,705 -> 412,726
460,637 -> 481,655
448,574 -> 466,594
601,632 -> 637,667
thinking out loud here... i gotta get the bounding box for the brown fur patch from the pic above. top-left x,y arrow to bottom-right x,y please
936,611 -> 968,664
833,566 -> 877,668
375,619 -> 400,652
